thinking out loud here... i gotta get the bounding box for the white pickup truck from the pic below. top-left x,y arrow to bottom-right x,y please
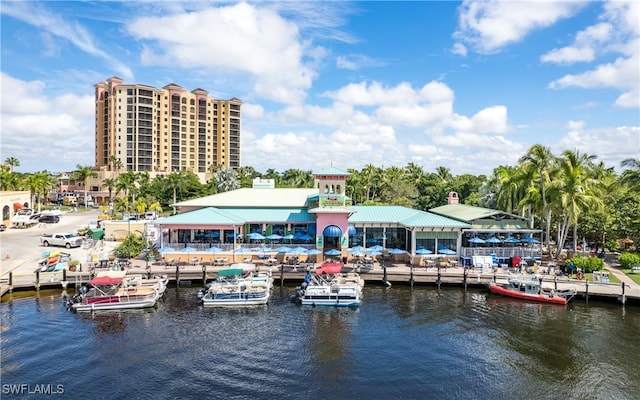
40,233 -> 84,248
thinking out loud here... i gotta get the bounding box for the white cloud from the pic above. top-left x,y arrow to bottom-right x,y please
336,54 -> 385,70
454,0 -> 584,53
555,125 -> 640,167
541,22 -> 610,64
544,2 -> 639,108
548,53 -> 640,108
1,1 -> 133,79
127,2 -> 318,105
566,120 -> 585,130
0,74 -> 94,171
451,42 -> 468,57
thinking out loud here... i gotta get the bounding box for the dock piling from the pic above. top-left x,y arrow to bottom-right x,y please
8,272 -> 13,293
35,270 -> 40,291
622,282 -> 626,304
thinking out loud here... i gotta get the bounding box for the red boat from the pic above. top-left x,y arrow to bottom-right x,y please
488,277 -> 576,305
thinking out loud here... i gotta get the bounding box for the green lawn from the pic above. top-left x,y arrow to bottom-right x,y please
621,269 -> 640,285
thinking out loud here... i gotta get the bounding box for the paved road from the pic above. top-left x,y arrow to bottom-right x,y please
0,208 -> 106,277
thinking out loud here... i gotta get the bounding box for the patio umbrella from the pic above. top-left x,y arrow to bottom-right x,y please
369,245 -> 384,251
299,234 -> 313,241
306,249 -> 322,255
485,237 -> 502,244
283,234 -> 295,241
234,247 -> 252,254
350,245 -> 365,252
257,246 -> 273,253
388,248 -> 406,255
504,237 -> 520,244
438,248 -> 456,255
468,237 -> 485,244
521,237 -> 539,243
416,248 -> 433,255
181,246 -> 197,253
289,246 -> 308,255
276,246 -> 293,253
267,234 -> 283,240
158,247 -> 175,253
324,249 -> 342,256
205,246 -> 223,253
248,232 -> 265,240
366,250 -> 382,256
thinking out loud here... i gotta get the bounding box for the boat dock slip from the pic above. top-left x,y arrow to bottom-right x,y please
2,260 -> 640,306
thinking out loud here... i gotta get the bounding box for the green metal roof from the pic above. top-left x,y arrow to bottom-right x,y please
429,204 -> 525,223
349,206 -> 471,228
313,166 -> 351,176
156,207 -> 245,225
174,188 -> 317,208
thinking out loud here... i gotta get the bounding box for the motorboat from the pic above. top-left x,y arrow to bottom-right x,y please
12,208 -> 40,228
67,271 -> 161,311
197,268 -> 273,307
487,276 -> 576,305
294,266 -> 364,307
124,274 -> 169,296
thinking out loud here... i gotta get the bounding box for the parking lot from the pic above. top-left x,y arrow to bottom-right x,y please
0,208 -> 106,277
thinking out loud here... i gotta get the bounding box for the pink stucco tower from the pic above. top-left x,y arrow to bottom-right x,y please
308,166 -> 354,256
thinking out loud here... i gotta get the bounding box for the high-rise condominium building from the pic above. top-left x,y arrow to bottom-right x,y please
94,76 -> 241,178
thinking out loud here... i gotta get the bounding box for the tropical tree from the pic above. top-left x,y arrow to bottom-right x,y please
109,155 -> 123,175
519,145 -> 556,252
116,171 -> 139,203
102,177 -> 117,203
71,165 -> 98,209
215,167 -> 240,193
23,172 -> 54,212
620,158 -> 640,191
4,157 -> 20,172
548,150 -> 602,257
164,172 -> 184,214
281,168 -> 313,188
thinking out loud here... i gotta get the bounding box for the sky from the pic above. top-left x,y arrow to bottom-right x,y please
1,0 -> 638,177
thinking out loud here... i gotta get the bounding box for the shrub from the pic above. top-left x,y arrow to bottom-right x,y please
618,252 -> 640,269
112,234 -> 145,259
566,256 -> 604,273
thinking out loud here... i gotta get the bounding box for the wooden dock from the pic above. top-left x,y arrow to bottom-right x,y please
2,263 -> 639,306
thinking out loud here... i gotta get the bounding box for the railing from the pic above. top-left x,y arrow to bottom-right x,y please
461,246 -> 541,260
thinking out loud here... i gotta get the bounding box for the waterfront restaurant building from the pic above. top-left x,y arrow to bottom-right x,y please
153,166 -> 540,264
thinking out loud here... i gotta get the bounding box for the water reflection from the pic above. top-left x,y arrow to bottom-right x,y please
2,286 -> 640,399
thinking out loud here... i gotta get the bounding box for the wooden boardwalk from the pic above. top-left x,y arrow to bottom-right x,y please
2,262 -> 639,306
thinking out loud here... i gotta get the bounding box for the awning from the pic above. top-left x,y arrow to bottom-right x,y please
323,225 -> 343,237
347,224 -> 357,235
13,203 -> 23,210
90,276 -> 124,286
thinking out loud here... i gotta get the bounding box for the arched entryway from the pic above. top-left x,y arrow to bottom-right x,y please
322,224 -> 343,250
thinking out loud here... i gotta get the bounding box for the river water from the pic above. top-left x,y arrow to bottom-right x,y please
2,284 -> 639,399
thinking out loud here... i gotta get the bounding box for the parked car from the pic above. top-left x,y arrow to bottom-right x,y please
39,214 -> 60,224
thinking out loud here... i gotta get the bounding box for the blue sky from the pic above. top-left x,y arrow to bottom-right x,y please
1,1 -> 638,176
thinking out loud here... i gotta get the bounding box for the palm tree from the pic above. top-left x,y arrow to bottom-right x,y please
620,158 -> 640,191
549,150 -> 601,257
4,157 -> 20,173
519,145 -> 555,253
23,172 -> 52,212
165,172 -> 185,214
116,171 -> 139,203
281,169 -> 313,188
72,165 -> 98,209
102,177 -> 117,203
109,155 -> 123,175
215,167 -> 240,193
